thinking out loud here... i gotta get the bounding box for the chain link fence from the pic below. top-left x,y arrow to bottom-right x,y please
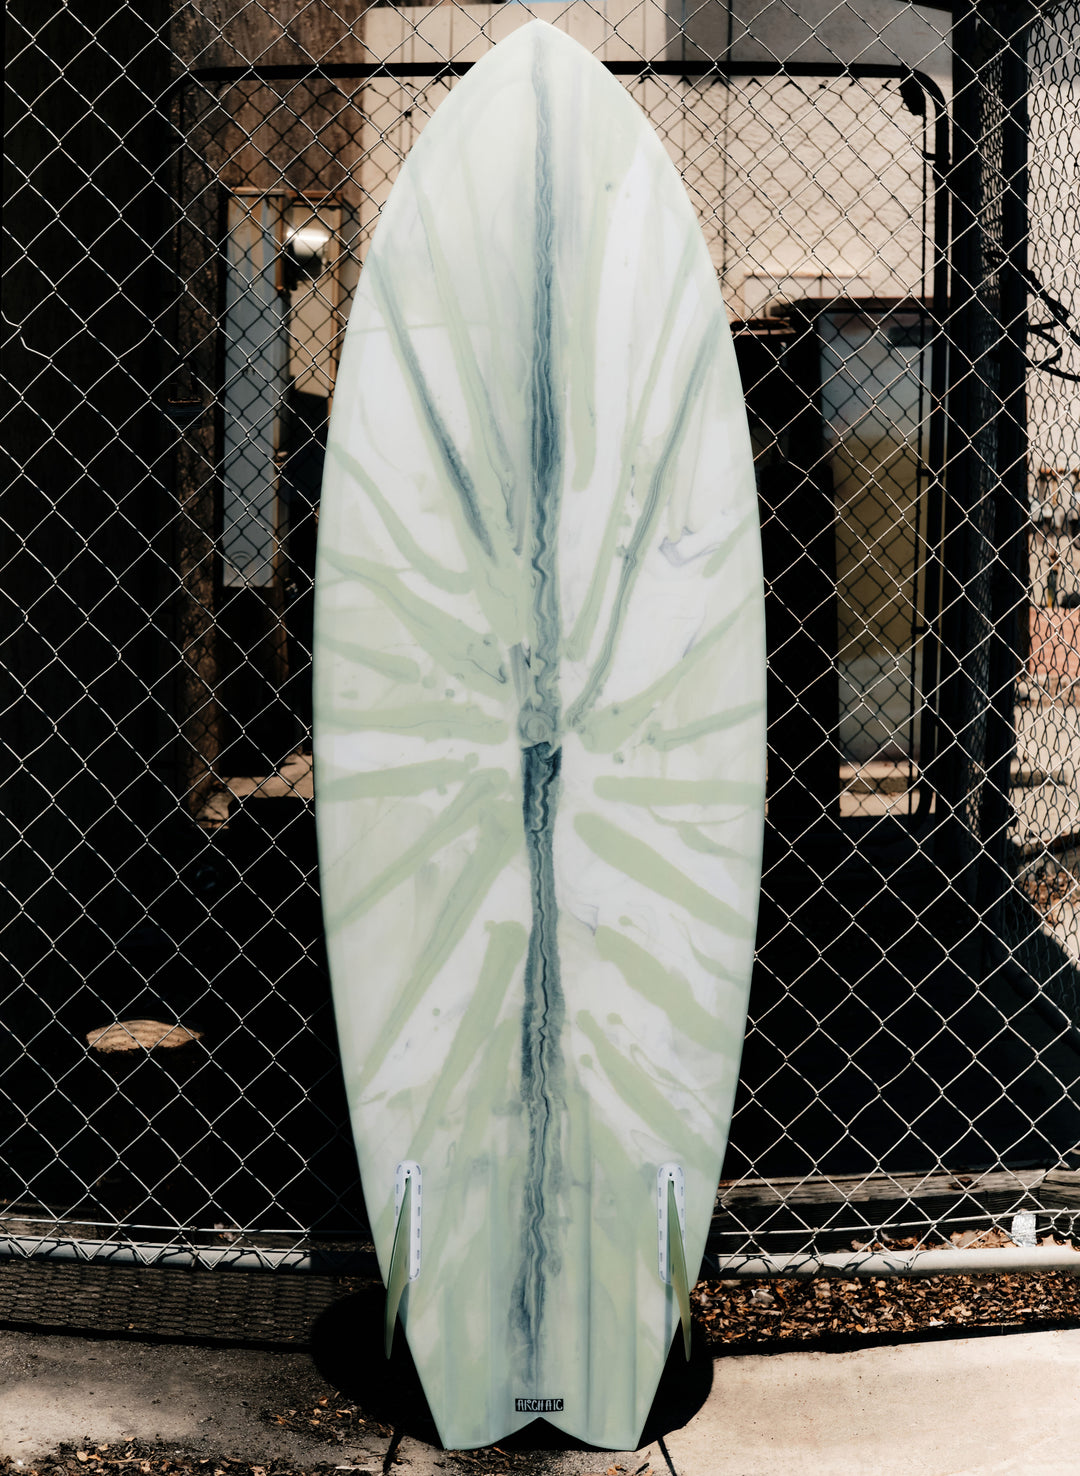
6,0 -> 1080,1275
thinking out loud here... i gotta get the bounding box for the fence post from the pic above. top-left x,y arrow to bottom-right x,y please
981,3 -> 1034,929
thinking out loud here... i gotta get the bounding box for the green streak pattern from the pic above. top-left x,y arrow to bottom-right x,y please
575,813 -> 755,938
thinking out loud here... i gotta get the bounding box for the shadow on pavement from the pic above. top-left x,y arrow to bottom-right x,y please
310,1285 -> 712,1451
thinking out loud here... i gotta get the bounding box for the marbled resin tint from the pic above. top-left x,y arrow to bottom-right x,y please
313,20 -> 765,1451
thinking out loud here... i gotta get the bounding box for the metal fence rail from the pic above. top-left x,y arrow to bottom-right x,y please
6,0 -> 1080,1278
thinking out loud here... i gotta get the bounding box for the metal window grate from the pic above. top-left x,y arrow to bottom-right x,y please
6,0 -> 1080,1278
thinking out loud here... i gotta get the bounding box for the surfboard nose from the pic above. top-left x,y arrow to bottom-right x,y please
484,16 -> 607,72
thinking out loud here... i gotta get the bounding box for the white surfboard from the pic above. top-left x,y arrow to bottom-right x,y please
314,20 -> 765,1451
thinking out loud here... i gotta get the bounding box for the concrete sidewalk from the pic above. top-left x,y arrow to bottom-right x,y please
4,1325 -> 1080,1476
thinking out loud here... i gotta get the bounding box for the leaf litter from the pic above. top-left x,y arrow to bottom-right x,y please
694,1230 -> 1080,1350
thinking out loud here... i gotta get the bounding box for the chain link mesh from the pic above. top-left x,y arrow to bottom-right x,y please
6,0 -> 1080,1271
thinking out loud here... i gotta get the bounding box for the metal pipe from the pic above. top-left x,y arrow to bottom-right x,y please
6,1234 -> 1078,1282
979,4 -> 1034,923
915,88 -> 953,809
710,1245 -> 1080,1278
0,1233 -> 376,1275
178,59 -> 949,96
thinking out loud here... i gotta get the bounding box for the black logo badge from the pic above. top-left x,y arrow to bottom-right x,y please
515,1398 -> 564,1413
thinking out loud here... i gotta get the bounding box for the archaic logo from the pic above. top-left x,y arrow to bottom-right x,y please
515,1398 -> 564,1413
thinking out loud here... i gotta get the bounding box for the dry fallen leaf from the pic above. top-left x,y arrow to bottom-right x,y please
86,1020 -> 202,1053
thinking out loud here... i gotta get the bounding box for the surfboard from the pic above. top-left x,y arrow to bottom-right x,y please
313,20 -> 765,1451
